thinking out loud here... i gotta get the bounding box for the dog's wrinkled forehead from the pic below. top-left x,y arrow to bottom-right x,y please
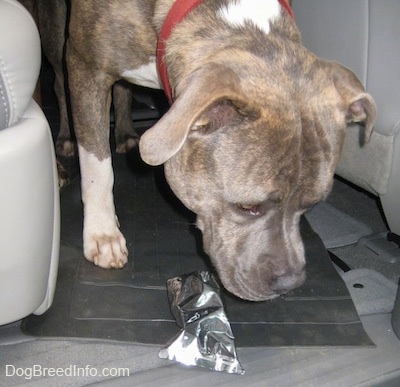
141,56 -> 375,208
202,101 -> 336,208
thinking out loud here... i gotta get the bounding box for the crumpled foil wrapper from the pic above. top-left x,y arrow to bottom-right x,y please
159,270 -> 245,375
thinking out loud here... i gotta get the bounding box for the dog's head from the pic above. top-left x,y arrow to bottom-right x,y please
139,52 -> 376,301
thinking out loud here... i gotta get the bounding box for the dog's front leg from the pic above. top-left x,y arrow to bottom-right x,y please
67,53 -> 128,269
78,144 -> 128,268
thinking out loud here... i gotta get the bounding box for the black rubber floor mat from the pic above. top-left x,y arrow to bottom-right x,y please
22,151 -> 374,347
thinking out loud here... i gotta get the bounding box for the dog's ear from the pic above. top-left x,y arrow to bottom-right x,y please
332,63 -> 377,143
139,63 -> 247,166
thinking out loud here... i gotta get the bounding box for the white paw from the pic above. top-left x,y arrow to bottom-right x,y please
78,148 -> 128,269
84,228 -> 128,269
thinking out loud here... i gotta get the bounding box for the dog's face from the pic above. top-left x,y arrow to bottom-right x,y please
165,108 -> 312,301
140,54 -> 376,301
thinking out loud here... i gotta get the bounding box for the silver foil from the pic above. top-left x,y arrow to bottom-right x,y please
159,271 -> 245,375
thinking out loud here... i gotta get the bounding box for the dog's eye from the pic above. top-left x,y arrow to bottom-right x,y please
237,203 -> 263,216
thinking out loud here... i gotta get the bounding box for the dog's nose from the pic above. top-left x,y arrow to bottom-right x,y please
270,269 -> 306,293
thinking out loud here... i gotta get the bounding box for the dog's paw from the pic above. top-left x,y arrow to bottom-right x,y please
116,136 -> 139,154
56,137 -> 75,158
84,229 -> 128,269
56,160 -> 70,189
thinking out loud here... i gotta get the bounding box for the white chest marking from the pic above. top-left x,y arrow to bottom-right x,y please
218,0 -> 281,35
121,56 -> 162,90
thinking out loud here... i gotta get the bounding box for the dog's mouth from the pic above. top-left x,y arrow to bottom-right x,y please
225,282 -> 281,302
203,250 -> 306,301
219,270 -> 280,302
218,265 -> 306,302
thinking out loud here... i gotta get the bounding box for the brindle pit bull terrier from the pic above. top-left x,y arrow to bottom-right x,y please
32,0 -> 376,301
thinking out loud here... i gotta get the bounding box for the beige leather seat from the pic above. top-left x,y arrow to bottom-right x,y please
0,0 -> 60,325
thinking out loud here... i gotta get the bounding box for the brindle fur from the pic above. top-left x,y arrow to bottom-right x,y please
22,0 -> 376,301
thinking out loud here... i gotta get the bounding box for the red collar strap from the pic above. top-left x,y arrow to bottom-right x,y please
157,0 -> 294,104
279,0 -> 294,19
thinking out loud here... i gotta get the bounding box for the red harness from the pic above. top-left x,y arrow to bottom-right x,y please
157,0 -> 294,104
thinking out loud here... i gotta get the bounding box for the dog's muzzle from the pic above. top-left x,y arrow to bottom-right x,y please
220,262 -> 307,302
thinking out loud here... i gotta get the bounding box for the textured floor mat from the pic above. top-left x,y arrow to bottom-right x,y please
305,201 -> 372,249
22,151 -> 373,347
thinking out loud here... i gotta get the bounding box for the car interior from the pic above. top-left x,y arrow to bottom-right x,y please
1,0 -> 399,385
